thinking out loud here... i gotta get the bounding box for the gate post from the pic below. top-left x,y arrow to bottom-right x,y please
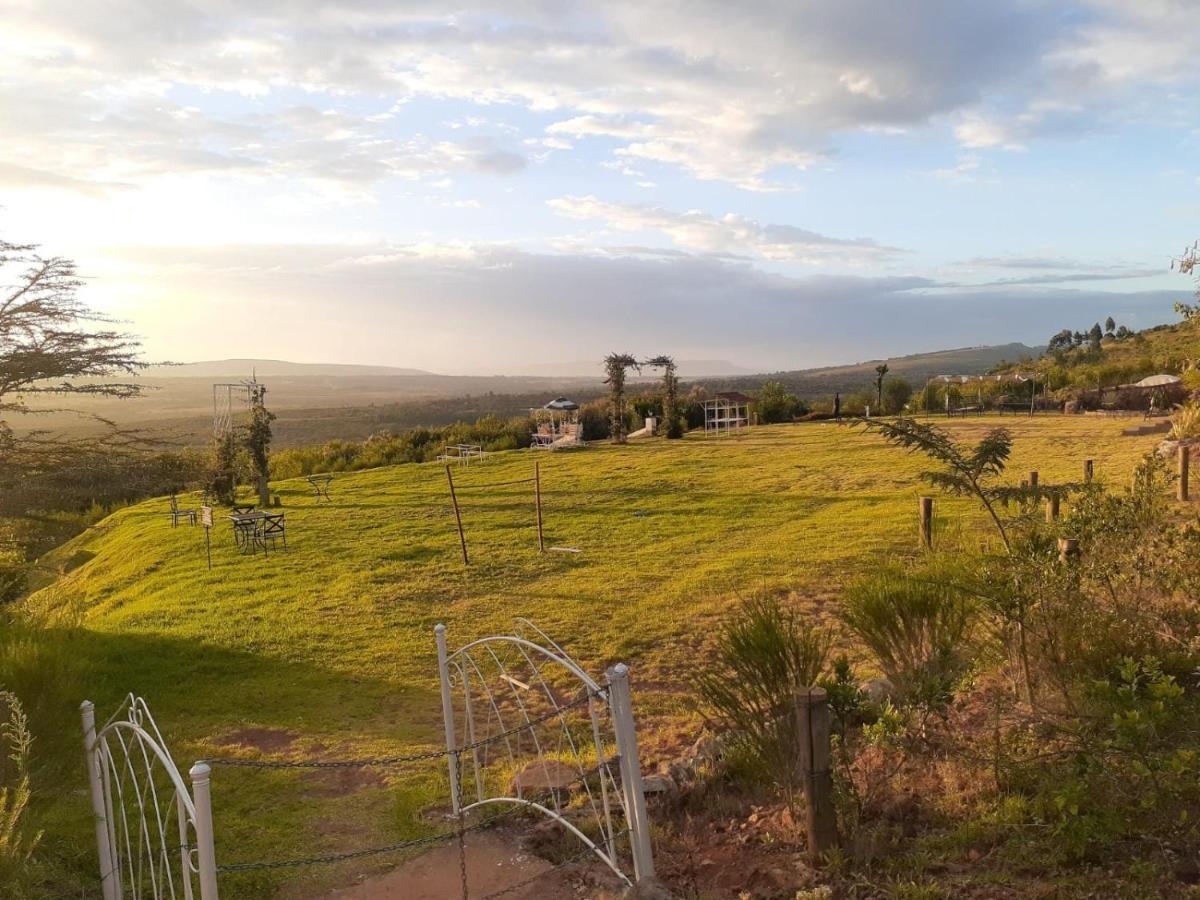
607,664 -> 655,881
189,762 -> 220,900
81,701 -> 119,900
435,624 -> 461,814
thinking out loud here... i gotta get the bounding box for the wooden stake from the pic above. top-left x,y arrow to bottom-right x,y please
918,496 -> 933,549
1029,470 -> 1038,493
534,461 -> 545,552
796,687 -> 837,862
1179,446 -> 1190,502
445,464 -> 468,565
1058,537 -> 1079,564
1084,459 -> 1094,483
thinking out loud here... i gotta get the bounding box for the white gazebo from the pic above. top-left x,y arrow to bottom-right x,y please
703,392 -> 751,436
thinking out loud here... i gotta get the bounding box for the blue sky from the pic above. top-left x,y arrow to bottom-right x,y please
1,1 -> 1197,373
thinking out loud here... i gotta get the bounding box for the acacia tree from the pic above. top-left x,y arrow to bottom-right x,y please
644,354 -> 682,438
603,353 -> 639,443
0,238 -> 145,430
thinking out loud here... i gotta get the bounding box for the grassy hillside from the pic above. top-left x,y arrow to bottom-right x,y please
996,316 -> 1200,391
14,416 -> 1161,896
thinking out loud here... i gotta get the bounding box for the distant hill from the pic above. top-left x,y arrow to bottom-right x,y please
23,342 -> 1049,445
693,342 -> 1043,399
150,359 -> 431,378
493,359 -> 755,377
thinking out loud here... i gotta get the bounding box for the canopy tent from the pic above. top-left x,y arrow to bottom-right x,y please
1135,374 -> 1182,388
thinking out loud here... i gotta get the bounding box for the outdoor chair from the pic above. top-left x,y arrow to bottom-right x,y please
231,517 -> 258,551
261,513 -> 287,552
169,495 -> 197,527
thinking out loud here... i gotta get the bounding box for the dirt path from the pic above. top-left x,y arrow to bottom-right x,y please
323,831 -> 616,900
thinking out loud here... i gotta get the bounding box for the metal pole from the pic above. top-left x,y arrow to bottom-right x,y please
436,624 -> 462,814
81,701 -> 119,900
607,664 -> 655,881
445,465 -> 468,566
534,462 -> 545,553
189,762 -> 220,900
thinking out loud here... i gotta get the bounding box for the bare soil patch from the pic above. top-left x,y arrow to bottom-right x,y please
322,830 -> 621,900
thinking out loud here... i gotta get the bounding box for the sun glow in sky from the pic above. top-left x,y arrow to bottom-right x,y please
2,1 -> 1198,373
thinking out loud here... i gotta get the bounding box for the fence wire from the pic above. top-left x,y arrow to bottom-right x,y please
202,688 -> 600,770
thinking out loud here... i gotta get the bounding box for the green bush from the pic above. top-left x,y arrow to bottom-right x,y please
698,594 -> 829,805
841,564 -> 974,703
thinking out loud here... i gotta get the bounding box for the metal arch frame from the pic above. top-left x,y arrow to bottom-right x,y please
83,695 -> 219,900
212,381 -> 257,440
435,621 -> 655,887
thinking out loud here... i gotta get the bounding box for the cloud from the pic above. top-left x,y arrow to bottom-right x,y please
6,2 -> 1196,191
93,241 -> 1182,371
547,196 -> 902,264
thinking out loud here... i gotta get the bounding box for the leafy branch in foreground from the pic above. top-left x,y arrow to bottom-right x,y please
854,417 -> 1018,551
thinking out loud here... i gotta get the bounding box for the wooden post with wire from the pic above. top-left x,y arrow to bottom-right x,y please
918,496 -> 933,549
534,461 -> 545,552
445,465 -> 468,565
795,687 -> 837,862
1179,445 -> 1190,502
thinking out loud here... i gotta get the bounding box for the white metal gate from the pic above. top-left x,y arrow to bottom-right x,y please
81,695 -> 218,900
436,618 -> 655,886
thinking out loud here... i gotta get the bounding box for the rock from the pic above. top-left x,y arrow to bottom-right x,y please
509,759 -> 579,794
623,876 -> 679,899
858,678 -> 896,703
640,773 -> 675,794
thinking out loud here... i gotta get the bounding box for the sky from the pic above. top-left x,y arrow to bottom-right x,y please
1,1 -> 1198,374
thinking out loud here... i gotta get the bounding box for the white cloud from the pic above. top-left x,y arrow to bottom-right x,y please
547,196 -> 902,264
7,1 -> 1195,193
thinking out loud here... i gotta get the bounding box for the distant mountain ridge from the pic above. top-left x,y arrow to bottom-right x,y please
150,359 -> 431,378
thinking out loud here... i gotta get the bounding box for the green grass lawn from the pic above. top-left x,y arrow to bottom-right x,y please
15,415 -> 1164,896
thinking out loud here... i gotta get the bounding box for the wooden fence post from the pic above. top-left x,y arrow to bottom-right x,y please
796,687 -> 837,862
1029,470 -> 1038,493
445,465 -> 468,565
1179,446 -> 1190,502
1058,537 -> 1079,564
918,496 -> 933,549
1084,459 -> 1094,483
1045,495 -> 1060,522
534,462 -> 545,552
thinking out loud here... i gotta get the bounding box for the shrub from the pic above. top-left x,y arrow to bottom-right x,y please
1169,401 -> 1200,440
841,565 -> 974,704
0,691 -> 41,892
755,381 -> 801,424
698,595 -> 829,806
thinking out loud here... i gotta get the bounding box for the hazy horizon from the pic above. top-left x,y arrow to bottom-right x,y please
2,2 -> 1196,372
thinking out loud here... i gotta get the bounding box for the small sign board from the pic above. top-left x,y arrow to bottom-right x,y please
201,506 -> 213,528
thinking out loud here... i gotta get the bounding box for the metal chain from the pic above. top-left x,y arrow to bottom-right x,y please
216,831 -> 455,872
215,803 -> 531,874
203,745 -> 447,770
204,687 -> 604,771
456,751 -> 470,900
